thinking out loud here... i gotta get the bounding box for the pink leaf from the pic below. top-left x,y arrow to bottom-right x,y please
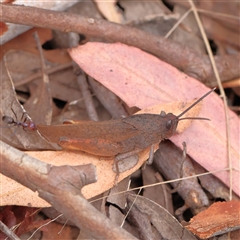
69,42 -> 240,197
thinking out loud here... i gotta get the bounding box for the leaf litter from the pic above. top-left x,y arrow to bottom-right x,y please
69,42 -> 240,197
0,1 -> 240,238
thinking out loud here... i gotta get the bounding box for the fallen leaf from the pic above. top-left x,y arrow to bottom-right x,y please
1,145 -> 156,207
0,28 -> 52,60
0,58 -> 55,151
186,200 -> 240,238
69,42 -> 240,197
127,194 -> 197,239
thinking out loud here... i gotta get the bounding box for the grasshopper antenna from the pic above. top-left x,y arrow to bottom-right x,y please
177,88 -> 216,120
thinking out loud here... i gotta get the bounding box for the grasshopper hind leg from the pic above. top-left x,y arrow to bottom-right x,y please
113,149 -> 141,185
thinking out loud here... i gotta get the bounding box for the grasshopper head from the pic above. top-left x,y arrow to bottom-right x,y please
160,112 -> 179,139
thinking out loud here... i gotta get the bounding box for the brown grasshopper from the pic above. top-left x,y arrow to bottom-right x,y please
38,88 -> 215,181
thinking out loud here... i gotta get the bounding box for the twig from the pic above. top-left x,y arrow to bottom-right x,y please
90,168 -> 231,204
169,142 -> 187,194
0,221 -> 20,240
1,3 -> 239,85
26,215 -> 62,240
1,140 -> 136,239
88,77 -> 128,119
189,0 -> 232,200
14,62 -> 72,87
29,31 -> 52,125
165,7 -> 192,38
68,32 -> 99,121
77,74 -> 99,121
34,32 -> 47,74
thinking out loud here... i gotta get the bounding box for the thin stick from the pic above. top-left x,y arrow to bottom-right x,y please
0,221 -> 20,240
77,74 -> 99,121
33,32 -> 47,75
33,31 -> 52,125
1,4 -> 239,84
165,7 -> 192,38
90,168 -> 231,204
188,0 -> 233,200
14,62 -> 72,87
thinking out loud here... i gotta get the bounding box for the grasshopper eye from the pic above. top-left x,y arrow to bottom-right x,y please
166,119 -> 172,130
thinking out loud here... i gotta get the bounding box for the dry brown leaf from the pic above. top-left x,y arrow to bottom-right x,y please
69,42 -> 240,197
0,58 -> 55,151
186,200 -> 240,238
0,28 -> 52,60
1,27 -> 71,64
127,194 -> 197,239
1,145 -> 156,207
